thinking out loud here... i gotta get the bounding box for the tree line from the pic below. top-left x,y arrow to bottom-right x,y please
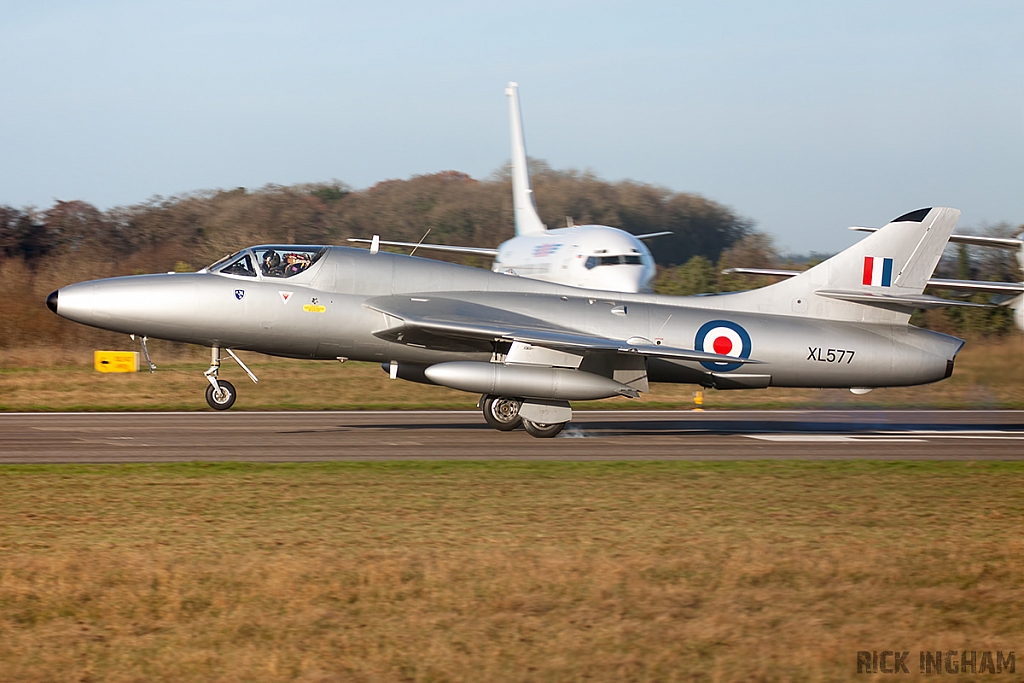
0,163 -> 1020,351
0,164 -> 750,349
0,162 -> 750,272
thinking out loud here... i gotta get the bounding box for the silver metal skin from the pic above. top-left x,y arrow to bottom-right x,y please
49,208 -> 968,435
423,362 -> 639,400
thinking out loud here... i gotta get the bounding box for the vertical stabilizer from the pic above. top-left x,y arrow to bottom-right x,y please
723,208 -> 962,323
1008,294 -> 1024,332
505,82 -> 546,235
1017,232 -> 1024,275
829,207 -> 961,294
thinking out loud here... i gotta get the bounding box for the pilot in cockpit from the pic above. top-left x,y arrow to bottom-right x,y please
261,250 -> 284,277
283,252 -> 312,276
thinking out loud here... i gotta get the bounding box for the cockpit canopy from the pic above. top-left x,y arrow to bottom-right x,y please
207,245 -> 327,279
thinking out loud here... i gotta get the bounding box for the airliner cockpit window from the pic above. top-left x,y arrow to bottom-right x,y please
584,254 -> 644,270
220,253 -> 256,277
253,246 -> 326,278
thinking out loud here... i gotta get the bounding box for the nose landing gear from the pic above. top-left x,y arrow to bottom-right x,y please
204,346 -> 258,410
205,379 -> 236,410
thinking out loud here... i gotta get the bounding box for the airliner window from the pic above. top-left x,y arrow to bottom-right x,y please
220,253 -> 255,277
254,246 -> 325,278
586,254 -> 643,269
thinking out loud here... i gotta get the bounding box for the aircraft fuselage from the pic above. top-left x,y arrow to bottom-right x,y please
51,245 -> 961,391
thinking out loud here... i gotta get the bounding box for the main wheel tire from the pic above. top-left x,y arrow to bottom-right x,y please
522,418 -> 565,438
482,395 -> 522,431
205,380 -> 236,410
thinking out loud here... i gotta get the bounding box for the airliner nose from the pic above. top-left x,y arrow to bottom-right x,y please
46,290 -> 58,314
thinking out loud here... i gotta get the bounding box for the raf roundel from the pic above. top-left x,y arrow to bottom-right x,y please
694,320 -> 751,372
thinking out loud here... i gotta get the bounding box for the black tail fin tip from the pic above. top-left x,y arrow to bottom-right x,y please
892,208 -> 932,223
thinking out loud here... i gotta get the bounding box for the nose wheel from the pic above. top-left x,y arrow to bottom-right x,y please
203,346 -> 257,410
205,380 -> 236,410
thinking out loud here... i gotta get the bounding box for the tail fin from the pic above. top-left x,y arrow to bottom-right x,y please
732,207 -> 961,323
1017,231 -> 1024,275
837,207 -> 961,293
1007,294 -> 1024,332
505,82 -> 546,235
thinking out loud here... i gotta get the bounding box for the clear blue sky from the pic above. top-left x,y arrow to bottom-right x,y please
1,0 -> 1022,252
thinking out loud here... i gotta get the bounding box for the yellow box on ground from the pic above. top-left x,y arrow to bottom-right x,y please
94,351 -> 140,373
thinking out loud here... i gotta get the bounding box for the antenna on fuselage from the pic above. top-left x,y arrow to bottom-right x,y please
409,229 -> 431,257
505,82 -> 547,236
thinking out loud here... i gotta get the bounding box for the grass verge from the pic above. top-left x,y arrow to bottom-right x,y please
2,338 -> 1024,411
1,461 -> 1022,681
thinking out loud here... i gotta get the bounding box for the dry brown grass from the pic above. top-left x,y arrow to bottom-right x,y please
2,337 -> 1024,411
1,462 -> 1022,682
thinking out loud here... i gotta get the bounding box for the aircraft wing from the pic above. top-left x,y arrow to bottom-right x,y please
347,238 -> 498,257
722,267 -> 804,278
363,295 -> 761,365
850,226 -> 1023,250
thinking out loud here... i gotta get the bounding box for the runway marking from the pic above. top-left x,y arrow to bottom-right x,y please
898,431 -> 1024,439
7,409 -> 1024,417
746,431 -> 1024,443
747,435 -> 927,443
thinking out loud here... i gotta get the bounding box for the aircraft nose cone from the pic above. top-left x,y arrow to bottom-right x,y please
46,290 -> 58,314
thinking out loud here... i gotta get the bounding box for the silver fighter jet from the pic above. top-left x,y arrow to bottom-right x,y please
49,207 -> 973,437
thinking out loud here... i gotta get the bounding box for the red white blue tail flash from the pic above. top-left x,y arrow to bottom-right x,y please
862,256 -> 893,287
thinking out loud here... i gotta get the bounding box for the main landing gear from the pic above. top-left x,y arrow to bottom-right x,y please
522,419 -> 565,438
480,394 -> 567,438
204,346 -> 258,410
482,395 -> 523,431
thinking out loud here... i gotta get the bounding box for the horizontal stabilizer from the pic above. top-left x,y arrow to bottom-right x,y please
723,270 -> 1024,297
816,289 -> 991,311
926,278 -> 1024,295
365,295 -> 761,365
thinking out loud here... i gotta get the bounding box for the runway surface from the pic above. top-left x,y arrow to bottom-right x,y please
2,410 -> 1024,462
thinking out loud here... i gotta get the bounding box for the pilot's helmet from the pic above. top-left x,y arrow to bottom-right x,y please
263,250 -> 281,268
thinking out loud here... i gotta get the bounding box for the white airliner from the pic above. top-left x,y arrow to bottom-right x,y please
349,83 -> 670,293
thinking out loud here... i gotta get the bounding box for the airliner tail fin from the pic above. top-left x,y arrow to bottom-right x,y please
505,82 -> 546,236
